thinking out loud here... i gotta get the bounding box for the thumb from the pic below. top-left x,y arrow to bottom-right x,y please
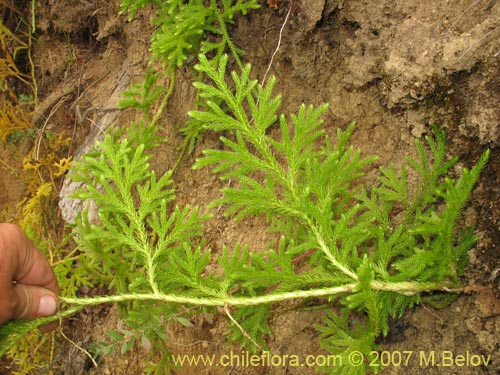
12,283 -> 58,320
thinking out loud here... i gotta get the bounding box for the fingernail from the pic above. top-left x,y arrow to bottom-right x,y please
38,294 -> 57,316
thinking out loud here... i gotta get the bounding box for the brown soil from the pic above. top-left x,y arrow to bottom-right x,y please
1,0 -> 499,374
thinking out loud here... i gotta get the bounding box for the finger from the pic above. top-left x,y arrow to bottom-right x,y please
12,283 -> 59,332
12,283 -> 58,318
0,223 -> 60,326
7,225 -> 60,295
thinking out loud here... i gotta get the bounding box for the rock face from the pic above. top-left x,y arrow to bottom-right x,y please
337,0 -> 499,144
58,71 -> 130,224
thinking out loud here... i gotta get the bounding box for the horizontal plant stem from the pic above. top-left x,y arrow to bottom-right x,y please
60,285 -> 356,307
60,281 -> 460,309
370,280 -> 459,295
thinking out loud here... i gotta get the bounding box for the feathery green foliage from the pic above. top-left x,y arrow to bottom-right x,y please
120,0 -> 259,70
189,55 -> 490,373
118,68 -> 166,118
67,123 -> 211,362
118,0 -> 260,160
0,53 -> 489,374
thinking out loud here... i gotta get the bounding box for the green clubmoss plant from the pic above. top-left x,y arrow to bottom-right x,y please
120,0 -> 259,70
0,55 -> 490,374
118,0 -> 260,166
188,54 -> 491,372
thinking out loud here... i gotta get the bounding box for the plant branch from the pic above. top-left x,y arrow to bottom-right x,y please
309,223 -> 359,281
59,280 -> 458,309
150,71 -> 176,128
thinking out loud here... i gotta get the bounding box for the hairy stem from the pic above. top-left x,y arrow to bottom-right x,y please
60,280 -> 457,309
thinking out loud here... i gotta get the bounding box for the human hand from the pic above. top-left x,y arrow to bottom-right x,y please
0,223 -> 60,332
